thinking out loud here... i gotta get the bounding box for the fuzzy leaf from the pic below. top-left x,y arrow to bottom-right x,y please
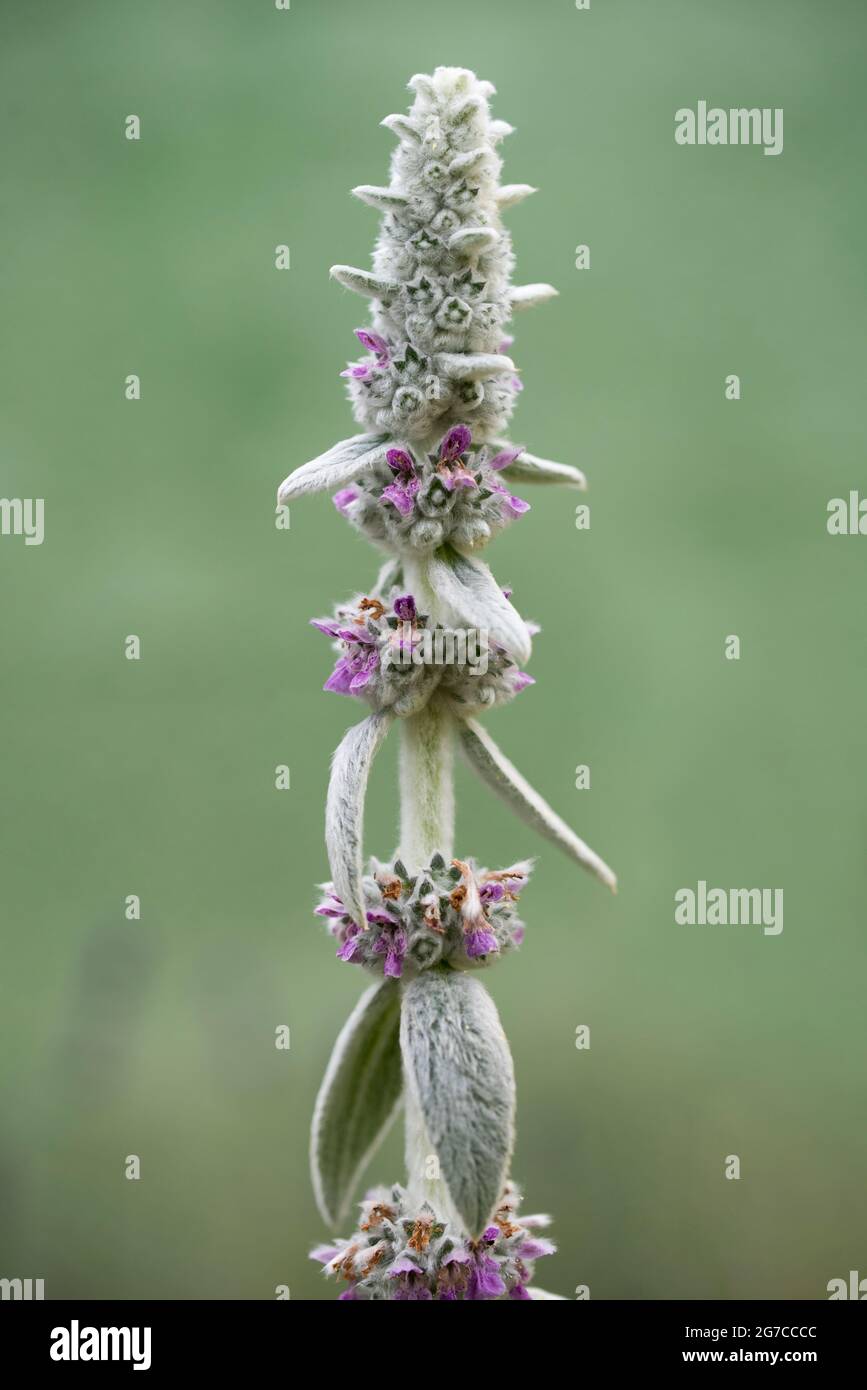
326,712 -> 394,929
380,113 -> 421,143
449,227 -> 500,257
448,147 -> 490,176
509,283 -> 559,311
277,433 -> 387,504
436,352 -> 516,382
496,183 -> 537,209
310,979 -> 403,1226
494,446 -> 587,491
425,545 -> 532,665
351,184 -> 408,211
457,716 -> 617,892
330,264 -> 399,300
401,968 -> 515,1236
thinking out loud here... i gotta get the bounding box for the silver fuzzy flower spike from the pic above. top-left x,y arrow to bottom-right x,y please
283,67 -> 616,1302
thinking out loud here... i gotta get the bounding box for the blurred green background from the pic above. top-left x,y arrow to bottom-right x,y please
1,0 -> 865,1301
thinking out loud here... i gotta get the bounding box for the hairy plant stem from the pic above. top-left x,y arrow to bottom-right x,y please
397,699 -> 455,873
398,699 -> 462,1226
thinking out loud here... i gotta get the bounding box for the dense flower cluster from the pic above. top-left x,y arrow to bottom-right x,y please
316,854 -> 530,977
333,421 -> 529,553
337,69 -> 532,445
311,1182 -> 555,1300
311,585 -> 534,716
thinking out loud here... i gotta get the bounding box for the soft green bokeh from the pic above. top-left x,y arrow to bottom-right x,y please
1,0 -> 865,1300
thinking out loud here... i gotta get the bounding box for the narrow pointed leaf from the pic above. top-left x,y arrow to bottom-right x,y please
510,283 -> 559,311
326,712 -> 394,929
448,147 -> 490,176
436,352 -> 516,382
372,554 -> 403,594
490,119 -> 515,141
496,183 -> 537,209
408,73 -> 436,99
277,434 -> 387,504
494,446 -> 587,491
381,113 -> 421,143
457,716 -> 617,892
401,968 -> 515,1237
425,545 -> 532,665
449,227 -> 499,257
330,265 -> 399,300
310,979 -> 403,1226
351,184 -> 408,211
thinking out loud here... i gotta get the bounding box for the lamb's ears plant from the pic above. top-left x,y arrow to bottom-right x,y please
285,67 -> 617,1300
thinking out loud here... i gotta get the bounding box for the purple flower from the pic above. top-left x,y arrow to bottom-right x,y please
373,926 -> 407,978
393,1280 -> 433,1301
467,1255 -> 506,1300
365,909 -> 396,927
389,1255 -> 432,1300
315,895 -> 346,920
323,656 -> 356,695
309,1244 -> 341,1264
439,424 -> 472,462
502,493 -> 531,517
519,1237 -> 556,1259
480,881 -> 505,904
386,448 -> 416,475
511,671 -> 535,693
489,479 -> 530,516
333,487 -> 359,515
382,450 -> 421,515
336,922 -> 363,963
393,594 -> 416,622
340,328 -> 390,380
444,469 -> 477,492
381,477 -> 420,515
509,1282 -> 531,1299
354,328 -> 390,361
464,924 -> 499,958
310,617 -> 341,638
348,648 -> 379,692
486,446 -> 523,472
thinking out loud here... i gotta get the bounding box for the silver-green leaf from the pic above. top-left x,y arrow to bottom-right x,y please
494,445 -> 587,491
325,711 -> 394,929
277,433 -> 388,504
310,979 -> 403,1226
425,545 -> 532,666
401,968 -> 515,1237
457,716 -> 617,892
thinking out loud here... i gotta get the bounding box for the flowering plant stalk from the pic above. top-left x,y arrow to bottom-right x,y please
280,67 -> 616,1301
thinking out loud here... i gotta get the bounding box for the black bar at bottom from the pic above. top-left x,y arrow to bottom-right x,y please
2,1298 -> 862,1374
